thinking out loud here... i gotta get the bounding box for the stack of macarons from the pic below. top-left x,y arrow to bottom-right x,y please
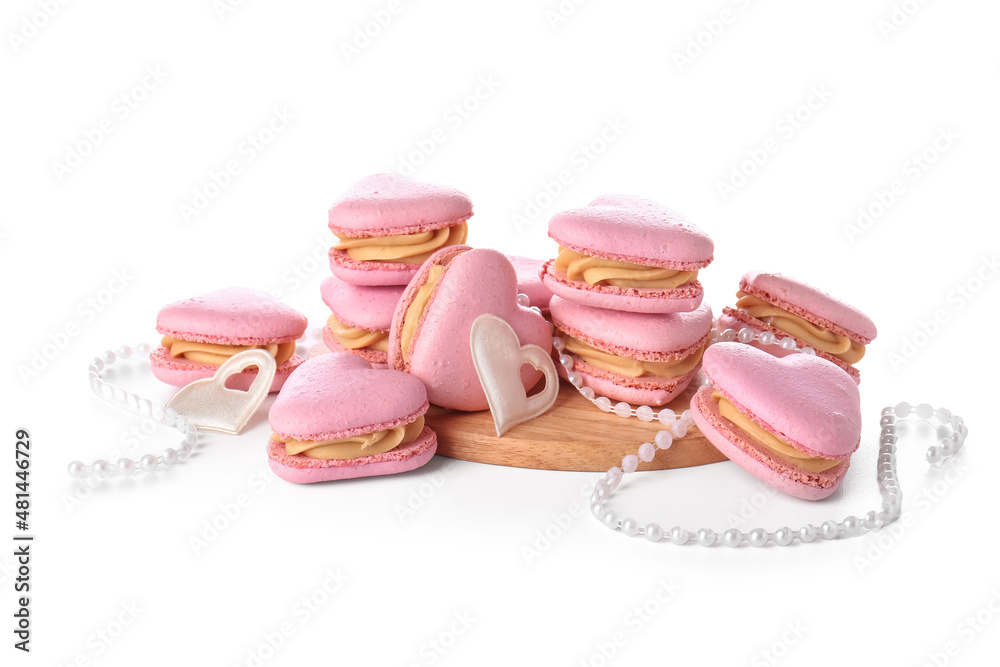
544,195 -> 716,405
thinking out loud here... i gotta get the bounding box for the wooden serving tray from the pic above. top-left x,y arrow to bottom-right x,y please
424,378 -> 727,472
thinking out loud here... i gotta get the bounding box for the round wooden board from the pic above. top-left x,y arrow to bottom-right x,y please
424,378 -> 728,472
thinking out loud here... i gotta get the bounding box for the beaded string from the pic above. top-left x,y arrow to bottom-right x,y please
557,324 -> 968,546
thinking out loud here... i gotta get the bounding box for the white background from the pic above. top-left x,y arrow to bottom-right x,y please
3,1 -> 1000,665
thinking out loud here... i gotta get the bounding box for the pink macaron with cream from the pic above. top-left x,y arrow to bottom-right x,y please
691,343 -> 862,500
719,271 -> 877,384
320,275 -> 403,368
550,297 -> 712,406
150,287 -> 307,392
388,245 -> 551,411
267,353 -> 437,483
542,194 -> 713,313
328,173 -> 473,286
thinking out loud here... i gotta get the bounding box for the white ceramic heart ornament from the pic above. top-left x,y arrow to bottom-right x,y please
470,314 -> 559,436
165,349 -> 276,434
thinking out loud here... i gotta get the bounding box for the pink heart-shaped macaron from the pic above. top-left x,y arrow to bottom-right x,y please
389,246 -> 552,411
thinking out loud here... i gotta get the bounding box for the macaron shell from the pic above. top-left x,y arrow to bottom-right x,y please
328,173 -> 473,237
719,308 -> 862,384
542,260 -> 704,314
269,353 -> 428,441
702,343 -> 861,459
741,271 -> 877,343
267,426 -> 437,483
321,326 -> 389,368
551,296 -> 712,358
329,248 -> 420,287
156,287 -> 308,345
557,363 -> 696,407
508,255 -> 554,312
320,275 -> 403,331
149,346 -> 301,393
691,386 -> 848,500
389,246 -> 551,411
548,195 -> 714,270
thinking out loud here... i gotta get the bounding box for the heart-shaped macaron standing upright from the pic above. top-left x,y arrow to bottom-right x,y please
692,343 -> 862,500
267,353 -> 437,483
150,287 -> 307,392
389,246 -> 552,411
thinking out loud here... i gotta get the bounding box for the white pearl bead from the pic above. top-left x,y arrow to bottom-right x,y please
801,346 -> 816,355
622,454 -> 639,474
552,337 -> 564,352
720,328 -> 736,341
163,448 -> 179,466
673,421 -> 688,438
635,405 -> 654,422
821,521 -> 840,539
606,466 -> 622,482
136,342 -> 151,354
934,407 -> 952,422
894,401 -> 911,417
140,454 -> 158,473
567,372 -> 583,387
774,527 -> 794,546
957,423 -> 968,438
517,294 -> 530,307
162,408 -> 177,427
178,442 -> 193,458
638,442 -> 656,462
92,460 -> 110,477
863,511 -> 880,531
748,528 -> 769,547
102,350 -> 116,364
602,511 -> 618,528
68,461 -> 86,477
657,408 -> 676,425
117,459 -> 135,476
950,415 -> 964,428
591,502 -> 604,518
595,397 -> 612,412
613,402 -> 632,418
580,387 -> 595,400
798,526 -> 817,543
880,415 -> 895,427
559,355 -> 574,370
655,431 -> 673,450
669,527 -> 690,545
645,523 -> 663,543
621,517 -> 639,537
722,529 -> 743,547
738,328 -> 756,343
758,331 -> 776,346
696,528 -> 716,546
925,447 -> 942,464
779,337 -> 798,350
117,345 -> 132,359
843,515 -> 861,536
940,436 -> 958,456
915,403 -> 933,419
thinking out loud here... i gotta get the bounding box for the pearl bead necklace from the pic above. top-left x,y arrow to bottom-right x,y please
68,343 -> 199,479
557,325 -> 968,546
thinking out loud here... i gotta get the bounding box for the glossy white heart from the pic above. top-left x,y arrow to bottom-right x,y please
165,349 -> 276,434
470,314 -> 558,437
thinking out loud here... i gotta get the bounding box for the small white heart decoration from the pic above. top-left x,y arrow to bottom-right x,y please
470,314 -> 559,437
165,349 -> 277,434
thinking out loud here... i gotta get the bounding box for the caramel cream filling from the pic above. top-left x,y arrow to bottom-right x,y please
400,264 -> 444,359
562,335 -> 706,379
712,391 -> 840,473
735,292 -> 866,364
325,314 -> 389,352
554,247 -> 697,289
162,337 -> 296,366
334,222 -> 468,264
272,416 -> 425,460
